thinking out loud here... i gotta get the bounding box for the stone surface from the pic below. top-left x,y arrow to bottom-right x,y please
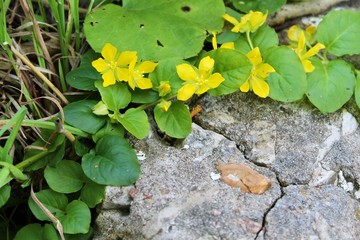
263,185 -> 360,239
94,124 -> 281,240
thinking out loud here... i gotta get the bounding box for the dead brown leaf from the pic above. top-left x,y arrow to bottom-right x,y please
217,163 -> 271,194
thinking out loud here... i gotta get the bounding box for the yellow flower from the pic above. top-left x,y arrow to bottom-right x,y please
211,32 -> 235,50
240,47 -> 275,98
176,56 -> 224,101
92,43 -> 136,87
157,99 -> 172,112
294,31 -> 325,72
158,81 -> 171,97
223,11 -> 268,33
288,25 -> 317,46
119,55 -> 158,90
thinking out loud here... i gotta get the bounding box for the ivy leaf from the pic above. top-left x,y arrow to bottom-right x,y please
306,59 -> 355,113
80,178 -> 106,208
317,10 -> 360,56
82,135 -> 140,186
14,224 -> 59,240
118,108 -> 150,139
230,0 -> 286,14
207,48 -> 252,96
84,0 -> 225,61
28,189 -> 68,221
58,200 -> 91,234
265,46 -> 307,102
234,25 -> 279,55
64,100 -> 106,134
154,101 -> 192,138
44,160 -> 86,194
95,81 -> 131,111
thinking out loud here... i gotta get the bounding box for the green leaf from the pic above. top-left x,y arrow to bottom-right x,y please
154,101 -> 192,138
65,227 -> 94,240
306,59 -> 355,113
66,49 -> 101,91
0,161 -> 27,181
0,184 -> 10,208
317,10 -> 360,56
82,135 -> 140,186
0,167 -> 12,189
14,224 -> 60,240
207,49 -> 252,96
265,46 -> 307,102
131,89 -> 159,104
84,1 -> 225,61
64,100 -> 106,134
80,179 -> 106,208
92,120 -> 125,143
28,189 -> 68,221
118,108 -> 150,139
95,81 -> 131,111
149,58 -> 185,97
45,160 -> 86,194
74,138 -> 94,157
230,0 -> 286,14
58,200 -> 91,234
234,25 -> 279,55
355,72 -> 360,109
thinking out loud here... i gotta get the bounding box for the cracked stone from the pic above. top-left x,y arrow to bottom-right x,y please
263,185 -> 360,239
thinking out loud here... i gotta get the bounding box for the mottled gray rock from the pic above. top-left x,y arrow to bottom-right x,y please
263,185 -> 360,239
94,124 -> 281,240
196,92 -> 348,186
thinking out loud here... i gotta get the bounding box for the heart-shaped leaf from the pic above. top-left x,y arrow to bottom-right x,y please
118,108 -> 150,139
14,224 -> 59,240
82,135 -> 140,186
58,200 -> 91,234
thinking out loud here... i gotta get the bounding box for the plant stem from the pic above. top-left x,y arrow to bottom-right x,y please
15,151 -> 49,170
246,31 -> 254,50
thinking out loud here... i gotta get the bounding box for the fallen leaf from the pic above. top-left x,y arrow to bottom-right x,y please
217,163 -> 271,194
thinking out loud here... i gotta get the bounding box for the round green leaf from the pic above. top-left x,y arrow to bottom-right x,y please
154,101 -> 192,138
306,59 -> 355,113
84,1 -> 225,61
28,189 -> 68,221
14,224 -> 59,240
231,0 -> 286,14
95,81 -> 131,111
131,89 -> 159,104
80,179 -> 106,208
58,200 -> 91,234
118,108 -> 150,139
207,49 -> 252,96
0,184 -> 10,208
82,135 -> 140,186
45,160 -> 85,194
355,72 -> 360,109
149,58 -> 185,97
64,100 -> 106,134
317,10 -> 360,56
92,120 -> 125,143
265,46 -> 307,102
234,25 -> 279,55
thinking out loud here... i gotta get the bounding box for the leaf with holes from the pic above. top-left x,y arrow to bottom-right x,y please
306,59 -> 355,113
230,0 -> 286,14
82,135 -> 140,186
317,10 -> 360,56
84,0 -> 225,61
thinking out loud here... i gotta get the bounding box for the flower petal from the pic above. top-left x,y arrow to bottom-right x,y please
102,43 -> 117,62
220,42 -> 235,49
302,59 -> 315,73
196,85 -> 210,95
199,56 -> 215,78
240,80 -> 250,92
92,58 -> 109,72
176,64 -> 198,81
177,83 -> 197,101
116,68 -> 131,82
102,71 -> 116,87
137,61 -> 158,74
223,14 -> 239,27
252,77 -> 269,98
249,11 -> 268,32
212,32 -> 218,50
296,31 -> 306,56
206,73 -> 224,88
303,43 -> 325,59
117,51 -> 137,66
288,25 -> 301,42
255,63 -> 276,78
246,47 -> 262,66
135,77 -> 153,90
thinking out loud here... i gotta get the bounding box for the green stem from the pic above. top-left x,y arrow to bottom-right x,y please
0,119 -> 88,138
16,151 -> 49,170
246,31 -> 254,50
135,94 -> 177,111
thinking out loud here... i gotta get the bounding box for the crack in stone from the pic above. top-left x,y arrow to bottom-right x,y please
255,174 -> 285,240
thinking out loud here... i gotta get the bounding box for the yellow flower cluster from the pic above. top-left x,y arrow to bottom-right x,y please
223,11 -> 268,33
